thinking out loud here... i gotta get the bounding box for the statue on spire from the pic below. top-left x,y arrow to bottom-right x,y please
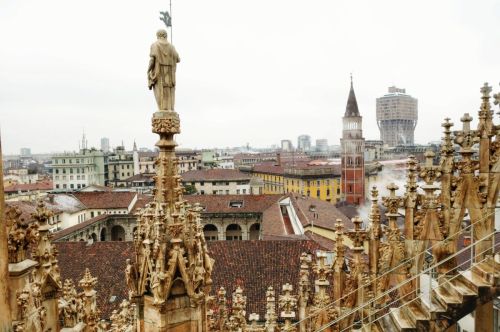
148,29 -> 180,111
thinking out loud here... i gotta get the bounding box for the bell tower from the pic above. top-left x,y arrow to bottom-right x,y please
340,76 -> 365,205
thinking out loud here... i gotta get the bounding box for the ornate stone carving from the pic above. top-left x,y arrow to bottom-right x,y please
279,284 -> 297,331
151,112 -> 180,135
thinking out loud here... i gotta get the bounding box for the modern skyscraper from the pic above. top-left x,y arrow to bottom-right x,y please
19,148 -> 31,157
280,139 -> 293,151
315,139 -> 328,152
376,86 -> 418,147
297,135 -> 311,151
340,77 -> 365,205
100,137 -> 110,153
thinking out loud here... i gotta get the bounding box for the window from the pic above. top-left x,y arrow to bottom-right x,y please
327,189 -> 330,196
63,184 -> 67,189
225,190 -> 230,195
212,181 -> 216,185
317,181 -> 320,187
225,182 -> 229,186
236,189 -> 240,194
316,190 -> 320,197
213,190 -> 217,194
242,189 -> 246,194
56,184 -> 60,189
229,201 -> 244,208
200,190 -> 205,195
70,184 -> 74,189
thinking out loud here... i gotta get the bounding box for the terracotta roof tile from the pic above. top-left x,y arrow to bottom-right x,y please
52,214 -> 109,241
55,240 -> 324,320
55,241 -> 134,319
4,181 -> 53,193
72,192 -> 136,209
184,194 -> 282,214
290,195 -> 352,231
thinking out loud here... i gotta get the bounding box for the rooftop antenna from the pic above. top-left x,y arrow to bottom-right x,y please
160,1 -> 173,43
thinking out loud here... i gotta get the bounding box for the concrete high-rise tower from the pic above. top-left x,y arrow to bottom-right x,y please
297,135 -> 311,151
100,137 -> 110,153
376,86 -> 418,147
340,77 -> 365,205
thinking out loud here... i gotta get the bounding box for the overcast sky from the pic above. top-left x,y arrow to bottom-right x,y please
1,0 -> 499,154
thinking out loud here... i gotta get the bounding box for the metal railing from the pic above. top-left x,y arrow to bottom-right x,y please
289,209 -> 497,331
312,229 -> 498,332
330,239 -> 499,332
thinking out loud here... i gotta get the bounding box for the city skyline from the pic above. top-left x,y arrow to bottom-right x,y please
1,0 -> 499,154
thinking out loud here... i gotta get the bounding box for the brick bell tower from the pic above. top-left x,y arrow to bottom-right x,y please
340,75 -> 365,205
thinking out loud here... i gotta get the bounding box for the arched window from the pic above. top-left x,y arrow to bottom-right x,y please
203,224 -> 219,241
111,225 -> 125,241
249,223 -> 260,240
226,224 -> 242,241
100,228 -> 107,241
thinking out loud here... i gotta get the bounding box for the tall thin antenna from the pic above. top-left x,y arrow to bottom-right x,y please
160,2 -> 173,43
170,0 -> 173,44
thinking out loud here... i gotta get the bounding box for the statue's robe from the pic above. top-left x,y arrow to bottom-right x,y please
148,40 -> 180,110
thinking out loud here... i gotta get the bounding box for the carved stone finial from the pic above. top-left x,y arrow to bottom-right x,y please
279,283 -> 297,326
480,82 -> 492,99
347,216 -> 368,249
79,268 -> 97,294
460,113 -> 473,132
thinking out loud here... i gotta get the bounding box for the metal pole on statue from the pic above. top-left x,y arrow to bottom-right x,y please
159,2 -> 173,43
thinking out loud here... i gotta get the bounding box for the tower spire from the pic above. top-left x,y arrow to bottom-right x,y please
345,76 -> 360,117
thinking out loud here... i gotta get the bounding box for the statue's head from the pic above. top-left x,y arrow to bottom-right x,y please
156,29 -> 168,39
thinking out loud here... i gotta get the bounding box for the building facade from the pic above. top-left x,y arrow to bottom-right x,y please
107,146 -> 135,187
181,169 -> 253,195
242,162 -> 342,203
51,149 -> 107,191
281,139 -> 293,151
340,78 -> 365,205
315,138 -> 329,152
297,134 -> 312,151
376,86 -> 418,147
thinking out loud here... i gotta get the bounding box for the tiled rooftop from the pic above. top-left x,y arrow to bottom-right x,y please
72,191 -> 136,209
54,239 -> 325,320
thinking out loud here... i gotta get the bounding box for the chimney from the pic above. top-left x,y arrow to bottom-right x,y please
276,152 -> 281,166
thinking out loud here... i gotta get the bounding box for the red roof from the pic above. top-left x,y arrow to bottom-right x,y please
4,181 -> 53,193
54,239 -> 324,320
72,192 -> 136,209
184,194 -> 282,214
290,195 -> 352,231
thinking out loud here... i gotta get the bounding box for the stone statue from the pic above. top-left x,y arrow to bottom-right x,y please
148,29 -> 180,111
